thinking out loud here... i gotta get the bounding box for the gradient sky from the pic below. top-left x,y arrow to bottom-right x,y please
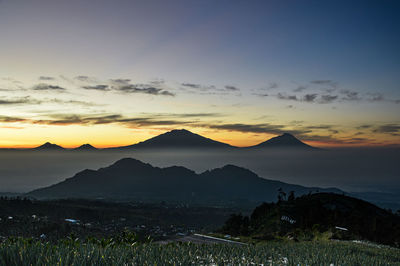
0,0 -> 399,148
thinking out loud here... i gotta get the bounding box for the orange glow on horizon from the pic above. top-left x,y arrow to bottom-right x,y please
0,130 -> 397,149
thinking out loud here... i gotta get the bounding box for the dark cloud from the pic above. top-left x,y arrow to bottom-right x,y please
225,85 -> 240,91
267,82 -> 279,90
47,98 -> 102,107
276,92 -> 320,103
75,76 -> 90,81
117,118 -> 190,127
366,92 -> 384,102
202,123 -> 311,137
181,83 -> 201,89
160,90 -> 175,96
110,79 -> 131,85
33,114 -> 122,126
181,82 -> 219,93
115,85 -> 175,96
74,78 -> 174,96
300,134 -> 373,145
277,93 -> 298,101
303,94 -> 318,102
0,116 -> 26,123
374,124 -> 400,135
205,123 -> 285,134
74,76 -> 98,83
149,79 -> 165,86
31,114 -> 189,127
82,85 -> 109,91
303,125 -> 339,134
343,137 -> 370,144
39,76 -> 55,81
0,97 -> 41,105
304,125 -> 333,130
340,89 -> 361,101
294,86 -> 307,92
253,92 -> 268,97
174,113 -> 220,118
32,83 -> 66,91
310,80 -> 337,88
142,113 -> 221,118
319,95 -> 338,104
357,125 -> 372,129
0,96 -> 100,107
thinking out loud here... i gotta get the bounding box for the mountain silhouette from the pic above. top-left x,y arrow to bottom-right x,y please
32,142 -> 65,151
24,130 -> 316,151
73,144 -> 97,151
27,158 -> 341,204
250,133 -> 315,149
107,129 -> 235,150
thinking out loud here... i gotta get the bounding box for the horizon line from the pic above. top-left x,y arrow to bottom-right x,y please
0,129 -> 398,149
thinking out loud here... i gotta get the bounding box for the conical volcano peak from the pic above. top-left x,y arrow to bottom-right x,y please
128,129 -> 234,149
252,132 -> 315,149
74,144 -> 97,151
163,129 -> 196,137
33,142 -> 65,150
281,132 -> 295,137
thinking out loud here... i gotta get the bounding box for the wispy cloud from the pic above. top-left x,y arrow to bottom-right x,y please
110,78 -> 131,85
303,94 -> 318,102
319,95 -> 338,104
46,98 -> 103,107
366,92 -> 384,102
39,76 -> 55,81
0,96 -> 41,105
340,89 -> 361,101
267,82 -> 279,90
30,113 -> 190,127
82,85 -> 109,91
0,116 -> 27,123
310,80 -> 337,88
224,85 -> 240,91
74,76 -> 98,83
294,85 -> 307,92
181,82 -> 218,92
113,84 -> 175,96
32,83 -> 66,91
374,124 -> 400,135
277,93 -> 298,101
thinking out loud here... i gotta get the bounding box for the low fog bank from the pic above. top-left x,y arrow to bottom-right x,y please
0,148 -> 398,195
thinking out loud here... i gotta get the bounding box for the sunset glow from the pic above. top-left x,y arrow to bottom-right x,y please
0,0 -> 399,148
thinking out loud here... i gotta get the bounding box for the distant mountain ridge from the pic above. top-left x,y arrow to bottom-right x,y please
27,157 -> 342,205
30,142 -> 97,151
24,129 -> 317,151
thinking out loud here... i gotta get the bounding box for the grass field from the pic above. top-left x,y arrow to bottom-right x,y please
0,238 -> 399,265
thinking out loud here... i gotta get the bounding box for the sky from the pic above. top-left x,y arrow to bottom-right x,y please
0,0 -> 399,148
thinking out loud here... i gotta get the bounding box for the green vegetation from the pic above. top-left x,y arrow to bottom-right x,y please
0,237 -> 399,265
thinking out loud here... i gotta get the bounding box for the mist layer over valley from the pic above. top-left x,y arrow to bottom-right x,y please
0,147 -> 398,196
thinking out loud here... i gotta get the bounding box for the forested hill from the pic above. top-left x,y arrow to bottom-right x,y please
221,193 -> 400,247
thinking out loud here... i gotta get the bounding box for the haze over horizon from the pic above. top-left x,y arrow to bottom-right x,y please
0,0 -> 399,148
